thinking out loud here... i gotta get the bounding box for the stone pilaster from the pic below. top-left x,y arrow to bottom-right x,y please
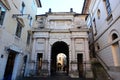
45,38 -> 49,60
71,38 -> 75,60
70,38 -> 79,78
84,38 -> 93,79
41,38 -> 49,76
30,38 -> 37,74
31,38 -> 36,61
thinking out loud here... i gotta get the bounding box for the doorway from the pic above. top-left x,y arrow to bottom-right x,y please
51,41 -> 69,76
36,53 -> 43,74
77,54 -> 83,77
4,51 -> 16,80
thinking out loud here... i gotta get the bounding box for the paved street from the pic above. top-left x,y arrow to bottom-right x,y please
23,76 -> 83,80
22,72 -> 84,80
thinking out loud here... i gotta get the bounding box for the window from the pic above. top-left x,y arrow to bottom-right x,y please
96,43 -> 100,50
21,2 -> 25,14
0,10 -> 5,25
27,32 -> 31,45
104,0 -> 111,16
93,18 -> 97,35
112,33 -> 118,41
95,43 -> 100,51
29,17 -> 32,26
15,22 -> 23,38
0,4 -> 6,25
111,33 -> 120,66
97,9 -> 101,19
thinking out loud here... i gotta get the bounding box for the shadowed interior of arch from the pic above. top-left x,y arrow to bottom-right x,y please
50,41 -> 69,76
112,33 -> 118,40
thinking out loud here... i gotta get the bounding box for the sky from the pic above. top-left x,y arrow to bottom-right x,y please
37,0 -> 85,14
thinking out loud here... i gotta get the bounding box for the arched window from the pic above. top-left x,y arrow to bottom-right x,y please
112,33 -> 118,41
110,31 -> 120,66
95,43 -> 100,51
97,9 -> 101,19
109,30 -> 119,42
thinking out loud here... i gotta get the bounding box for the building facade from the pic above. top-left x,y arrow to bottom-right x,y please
83,0 -> 120,80
31,9 -> 93,79
0,0 -> 41,80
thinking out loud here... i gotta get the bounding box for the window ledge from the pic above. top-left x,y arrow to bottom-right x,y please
14,35 -> 20,40
106,14 -> 113,23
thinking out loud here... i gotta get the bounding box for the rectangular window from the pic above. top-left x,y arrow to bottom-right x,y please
29,17 -> 32,27
21,2 -> 25,14
27,32 -> 31,45
0,11 -> 5,25
105,0 -> 111,16
93,18 -> 97,35
15,22 -> 22,38
0,4 -> 6,25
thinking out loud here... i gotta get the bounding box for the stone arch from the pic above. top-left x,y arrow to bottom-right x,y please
49,39 -> 70,46
50,41 -> 69,75
108,29 -> 120,43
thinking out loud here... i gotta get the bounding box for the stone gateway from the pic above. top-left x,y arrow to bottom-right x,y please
31,11 -> 93,79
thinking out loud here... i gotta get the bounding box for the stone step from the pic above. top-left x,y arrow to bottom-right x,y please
20,71 -> 85,80
21,75 -> 85,80
22,76 -> 84,80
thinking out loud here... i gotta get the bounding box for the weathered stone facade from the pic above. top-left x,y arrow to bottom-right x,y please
83,0 -> 120,80
0,0 -> 41,80
31,11 -> 93,78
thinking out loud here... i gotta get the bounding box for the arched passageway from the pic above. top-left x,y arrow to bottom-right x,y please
50,41 -> 69,75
